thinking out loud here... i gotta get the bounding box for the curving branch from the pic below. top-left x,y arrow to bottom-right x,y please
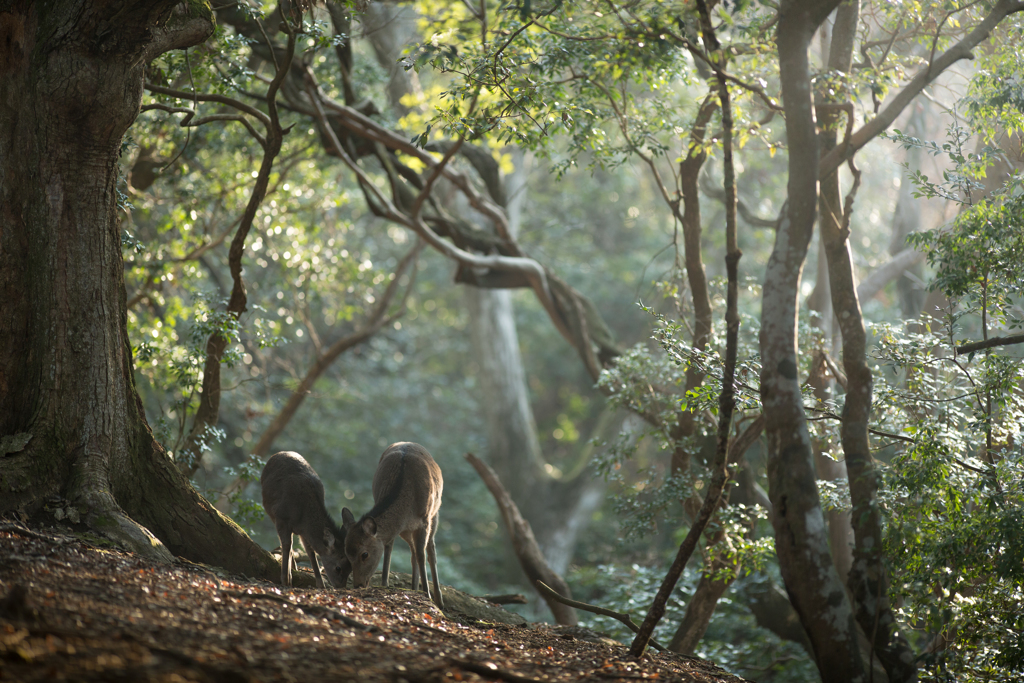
466,453 -> 577,626
855,247 -> 925,304
818,0 -> 1024,179
143,5 -> 216,62
176,15 -> 299,477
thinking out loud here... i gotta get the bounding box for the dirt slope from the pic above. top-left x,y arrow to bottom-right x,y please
0,522 -> 748,682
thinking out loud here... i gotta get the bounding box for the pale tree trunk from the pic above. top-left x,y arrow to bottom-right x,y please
808,240 -> 854,583
888,102 -> 928,318
467,151 -> 602,578
360,2 -> 424,116
761,2 -> 866,680
811,0 -> 856,589
0,1 -> 282,583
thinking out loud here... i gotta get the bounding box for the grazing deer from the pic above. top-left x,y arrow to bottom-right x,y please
261,451 -> 350,589
342,442 -> 444,609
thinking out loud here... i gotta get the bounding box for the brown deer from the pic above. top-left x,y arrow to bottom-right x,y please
342,442 -> 444,609
261,451 -> 350,589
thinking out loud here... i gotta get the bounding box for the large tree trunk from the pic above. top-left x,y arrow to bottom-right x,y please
760,2 -> 865,680
0,1 -> 280,582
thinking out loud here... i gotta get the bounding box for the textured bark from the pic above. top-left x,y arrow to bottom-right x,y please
818,3 -> 917,679
760,1 -> 865,680
0,1 -> 281,582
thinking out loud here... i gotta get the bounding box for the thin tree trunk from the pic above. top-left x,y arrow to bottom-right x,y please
631,1 -> 741,654
178,26 -> 296,477
667,531 -> 738,654
818,3 -> 917,679
761,2 -> 864,679
811,0 -> 857,588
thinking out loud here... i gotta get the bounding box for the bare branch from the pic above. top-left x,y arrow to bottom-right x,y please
819,0 -> 1024,178
534,581 -> 666,652
957,333 -> 1024,355
466,453 -> 578,626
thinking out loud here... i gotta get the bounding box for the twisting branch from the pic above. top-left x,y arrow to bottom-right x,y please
144,83 -> 272,127
176,12 -> 299,477
301,66 -> 623,380
140,102 -> 267,148
631,0 -> 741,655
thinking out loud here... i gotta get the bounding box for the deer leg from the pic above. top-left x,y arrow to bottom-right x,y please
381,539 -> 395,587
278,528 -> 293,587
412,527 -> 430,597
426,514 -> 443,610
301,535 -> 326,589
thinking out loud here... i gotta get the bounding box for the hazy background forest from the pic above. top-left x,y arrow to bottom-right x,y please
110,1 -> 1024,680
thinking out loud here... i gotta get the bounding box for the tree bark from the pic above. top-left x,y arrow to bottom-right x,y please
818,3 -> 917,679
760,1 -> 865,680
0,1 -> 281,582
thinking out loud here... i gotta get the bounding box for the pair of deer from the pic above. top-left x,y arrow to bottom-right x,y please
260,442 -> 444,609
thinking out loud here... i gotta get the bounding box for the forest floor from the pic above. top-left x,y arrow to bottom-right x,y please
0,521 -> 748,683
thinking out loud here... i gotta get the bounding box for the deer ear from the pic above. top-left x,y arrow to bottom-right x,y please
361,517 -> 377,536
341,507 -> 355,527
323,527 -> 336,550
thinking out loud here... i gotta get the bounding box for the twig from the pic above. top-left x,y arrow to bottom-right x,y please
0,523 -> 65,543
219,590 -> 375,631
534,581 -> 666,652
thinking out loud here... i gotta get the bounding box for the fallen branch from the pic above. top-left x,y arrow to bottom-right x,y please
478,593 -> 528,605
465,453 -> 577,625
534,581 -> 666,652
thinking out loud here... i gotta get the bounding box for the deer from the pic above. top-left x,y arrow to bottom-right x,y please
260,451 -> 350,590
342,442 -> 444,609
